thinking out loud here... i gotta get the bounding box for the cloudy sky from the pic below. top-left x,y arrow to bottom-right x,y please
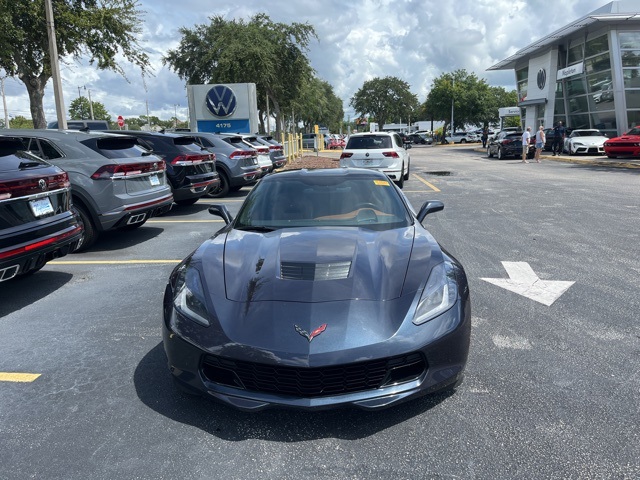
2,0 -> 608,125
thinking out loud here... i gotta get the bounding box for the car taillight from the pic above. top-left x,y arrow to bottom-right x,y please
255,147 -> 269,155
502,140 -> 513,144
170,154 -> 213,166
339,152 -> 353,159
0,172 -> 70,199
382,151 -> 399,158
269,145 -> 283,152
90,160 -> 166,180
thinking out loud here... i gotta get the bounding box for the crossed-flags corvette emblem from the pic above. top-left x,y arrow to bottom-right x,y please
294,324 -> 327,342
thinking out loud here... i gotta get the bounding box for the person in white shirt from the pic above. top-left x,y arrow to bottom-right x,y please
534,125 -> 546,163
521,127 -> 532,163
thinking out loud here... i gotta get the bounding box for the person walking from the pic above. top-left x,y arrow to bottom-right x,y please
521,127 -> 531,163
481,128 -> 488,148
535,125 -> 545,163
552,121 -> 565,155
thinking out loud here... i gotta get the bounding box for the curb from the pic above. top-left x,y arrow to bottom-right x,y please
472,147 -> 640,169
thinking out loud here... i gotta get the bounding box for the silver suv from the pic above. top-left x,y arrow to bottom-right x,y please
5,129 -> 174,251
182,132 -> 260,197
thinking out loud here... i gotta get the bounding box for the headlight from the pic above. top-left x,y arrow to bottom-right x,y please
413,262 -> 458,325
173,263 -> 211,326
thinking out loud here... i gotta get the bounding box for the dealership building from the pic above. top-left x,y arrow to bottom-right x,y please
489,1 -> 640,137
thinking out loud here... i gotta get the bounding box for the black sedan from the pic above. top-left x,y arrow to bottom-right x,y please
0,137 -> 83,281
487,131 -> 535,160
162,168 -> 471,411
107,131 -> 220,206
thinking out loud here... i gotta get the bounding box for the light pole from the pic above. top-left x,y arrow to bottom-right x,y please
1,76 -> 9,128
45,0 -> 67,130
77,86 -> 84,119
174,104 -> 178,128
85,86 -> 94,120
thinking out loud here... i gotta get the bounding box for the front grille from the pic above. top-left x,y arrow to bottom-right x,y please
201,352 -> 426,398
280,261 -> 351,281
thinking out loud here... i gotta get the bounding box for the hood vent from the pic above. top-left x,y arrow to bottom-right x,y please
280,261 -> 351,281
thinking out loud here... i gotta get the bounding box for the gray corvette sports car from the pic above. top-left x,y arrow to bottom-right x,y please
162,168 -> 471,411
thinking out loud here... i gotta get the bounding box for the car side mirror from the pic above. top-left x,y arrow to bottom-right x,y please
417,200 -> 444,222
208,204 -> 233,224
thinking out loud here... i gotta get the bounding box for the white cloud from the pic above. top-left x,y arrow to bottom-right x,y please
4,0 -> 607,124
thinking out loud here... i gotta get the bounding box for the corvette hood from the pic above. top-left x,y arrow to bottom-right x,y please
223,227 -> 416,303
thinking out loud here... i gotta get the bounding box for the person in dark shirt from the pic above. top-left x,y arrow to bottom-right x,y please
552,121 -> 566,155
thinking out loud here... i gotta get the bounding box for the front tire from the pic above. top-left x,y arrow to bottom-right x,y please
497,147 -> 504,160
404,161 -> 410,180
487,146 -> 493,158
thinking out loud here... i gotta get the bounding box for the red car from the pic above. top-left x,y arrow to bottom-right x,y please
603,127 -> 640,158
327,136 -> 346,149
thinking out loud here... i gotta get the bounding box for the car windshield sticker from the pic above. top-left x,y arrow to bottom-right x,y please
374,180 -> 390,186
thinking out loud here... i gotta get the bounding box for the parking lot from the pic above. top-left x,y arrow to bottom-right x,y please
1,144 -> 639,479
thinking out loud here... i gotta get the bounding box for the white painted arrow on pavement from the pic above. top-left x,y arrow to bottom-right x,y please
481,262 -> 575,306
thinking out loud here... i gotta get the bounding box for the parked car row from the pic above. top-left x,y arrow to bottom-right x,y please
0,128 -> 289,281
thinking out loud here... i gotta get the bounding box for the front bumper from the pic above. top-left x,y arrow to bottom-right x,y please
162,298 -> 471,411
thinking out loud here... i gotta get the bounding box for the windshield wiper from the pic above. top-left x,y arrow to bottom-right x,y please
236,225 -> 276,232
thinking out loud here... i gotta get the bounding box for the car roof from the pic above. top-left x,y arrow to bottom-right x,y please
348,132 -> 395,137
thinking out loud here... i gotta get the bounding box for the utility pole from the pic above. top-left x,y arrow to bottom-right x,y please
86,87 -> 94,120
266,94 -> 270,134
1,76 -> 9,128
45,0 -> 67,130
451,77 -> 455,135
174,104 -> 178,128
77,86 -> 84,119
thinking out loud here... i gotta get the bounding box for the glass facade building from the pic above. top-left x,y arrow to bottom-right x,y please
489,2 -> 640,137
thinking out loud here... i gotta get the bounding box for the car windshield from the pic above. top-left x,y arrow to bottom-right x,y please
626,128 -> 640,135
345,135 -> 392,149
234,174 -> 412,231
573,130 -> 602,137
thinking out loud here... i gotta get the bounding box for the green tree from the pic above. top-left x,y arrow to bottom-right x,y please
422,69 -> 519,136
0,0 -> 151,129
164,13 -> 316,136
68,97 -> 110,121
293,77 -> 344,133
350,76 -> 419,130
4,115 -> 33,129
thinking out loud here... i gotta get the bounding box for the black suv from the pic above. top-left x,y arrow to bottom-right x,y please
108,131 -> 220,206
0,137 -> 83,282
487,131 -> 535,160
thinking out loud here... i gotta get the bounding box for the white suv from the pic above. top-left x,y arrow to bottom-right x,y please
339,132 -> 410,188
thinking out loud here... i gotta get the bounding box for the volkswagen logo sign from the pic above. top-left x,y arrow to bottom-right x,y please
537,68 -> 547,90
38,179 -> 47,191
205,85 -> 237,118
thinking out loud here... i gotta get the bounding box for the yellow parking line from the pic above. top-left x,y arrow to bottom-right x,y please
49,260 -> 181,265
411,173 -> 441,192
0,372 -> 41,383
